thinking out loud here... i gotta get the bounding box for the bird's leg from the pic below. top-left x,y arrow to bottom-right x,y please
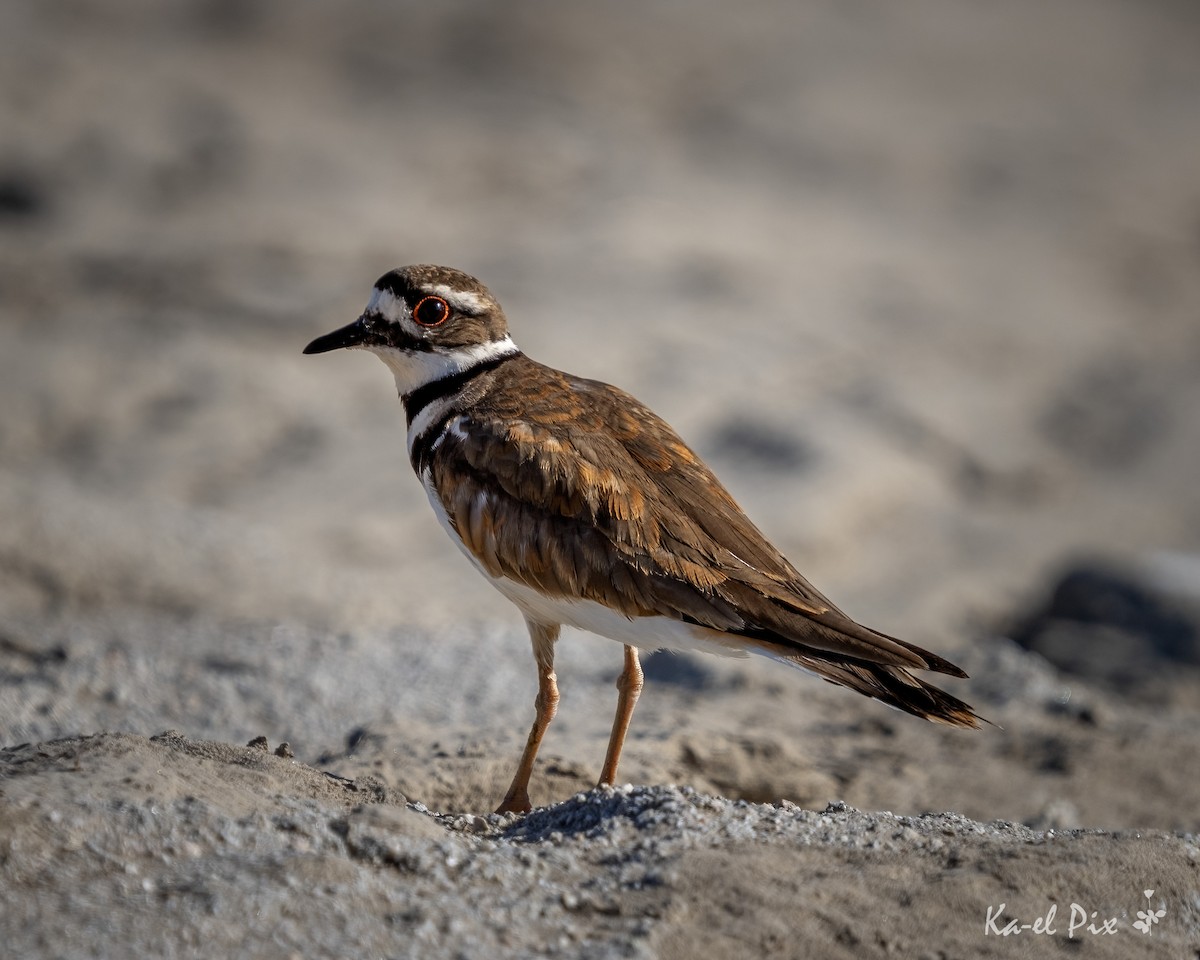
496,620 -> 561,814
598,644 -> 644,786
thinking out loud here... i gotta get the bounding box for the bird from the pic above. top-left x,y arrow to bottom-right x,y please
303,264 -> 981,814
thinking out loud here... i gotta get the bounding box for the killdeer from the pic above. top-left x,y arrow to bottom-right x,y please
304,265 -> 980,814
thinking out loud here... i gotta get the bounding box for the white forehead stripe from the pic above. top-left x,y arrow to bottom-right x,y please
366,286 -> 406,323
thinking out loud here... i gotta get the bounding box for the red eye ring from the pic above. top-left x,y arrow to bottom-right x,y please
412,296 -> 451,327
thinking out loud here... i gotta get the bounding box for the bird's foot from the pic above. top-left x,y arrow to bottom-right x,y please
494,791 -> 532,815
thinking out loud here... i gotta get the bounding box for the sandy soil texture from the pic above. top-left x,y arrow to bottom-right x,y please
2,1 -> 1200,957
3,733 -> 1196,959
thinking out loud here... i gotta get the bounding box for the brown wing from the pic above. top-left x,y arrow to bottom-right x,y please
429,357 -> 976,722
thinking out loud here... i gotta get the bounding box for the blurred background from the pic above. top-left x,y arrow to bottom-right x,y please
2,0 -> 1199,826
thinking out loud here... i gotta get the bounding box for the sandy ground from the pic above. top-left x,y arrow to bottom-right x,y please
2,1 -> 1200,956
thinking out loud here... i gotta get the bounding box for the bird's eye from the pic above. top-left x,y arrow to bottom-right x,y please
412,296 -> 451,327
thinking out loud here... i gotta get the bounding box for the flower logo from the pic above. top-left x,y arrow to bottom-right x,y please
1132,889 -> 1166,935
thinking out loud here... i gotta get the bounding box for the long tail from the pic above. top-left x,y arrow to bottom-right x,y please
687,585 -> 985,726
740,631 -> 983,728
797,655 -> 983,727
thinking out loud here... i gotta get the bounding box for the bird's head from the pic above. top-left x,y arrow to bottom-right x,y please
304,264 -> 515,394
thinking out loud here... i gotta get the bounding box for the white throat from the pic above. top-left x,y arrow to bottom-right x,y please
366,335 -> 520,397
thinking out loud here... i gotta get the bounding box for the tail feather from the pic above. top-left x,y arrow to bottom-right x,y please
805,658 -> 984,728
719,584 -> 971,679
739,632 -> 984,728
807,611 -> 972,680
686,593 -> 985,726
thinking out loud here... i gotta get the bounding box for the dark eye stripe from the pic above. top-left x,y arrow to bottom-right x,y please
412,296 -> 451,327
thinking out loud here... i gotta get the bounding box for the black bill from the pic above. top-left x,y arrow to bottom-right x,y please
303,316 -> 371,355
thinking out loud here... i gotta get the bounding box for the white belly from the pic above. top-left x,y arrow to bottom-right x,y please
420,471 -> 748,659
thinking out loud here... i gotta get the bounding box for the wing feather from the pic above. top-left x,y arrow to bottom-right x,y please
429,359 -> 972,698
